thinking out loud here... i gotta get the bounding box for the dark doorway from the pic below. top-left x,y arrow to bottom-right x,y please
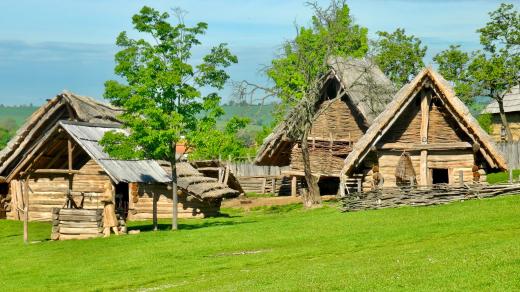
115,183 -> 129,219
432,168 -> 449,184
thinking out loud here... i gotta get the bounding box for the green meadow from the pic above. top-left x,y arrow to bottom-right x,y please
1,195 -> 519,291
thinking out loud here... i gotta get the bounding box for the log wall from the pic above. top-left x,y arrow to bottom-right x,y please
127,183 -> 221,220
8,159 -> 110,221
51,208 -> 103,240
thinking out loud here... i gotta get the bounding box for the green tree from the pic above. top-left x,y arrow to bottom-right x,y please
372,28 -> 427,87
433,45 -> 473,104
100,6 -> 237,230
188,116 -> 252,160
434,3 -> 519,141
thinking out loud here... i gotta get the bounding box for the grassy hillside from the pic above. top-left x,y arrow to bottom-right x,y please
1,196 -> 519,290
0,105 -> 38,126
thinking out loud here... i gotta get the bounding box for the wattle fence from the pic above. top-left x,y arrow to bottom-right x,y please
496,141 -> 520,169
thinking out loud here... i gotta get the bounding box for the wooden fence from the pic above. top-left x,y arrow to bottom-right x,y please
496,141 -> 520,169
223,162 -> 296,195
340,183 -> 520,212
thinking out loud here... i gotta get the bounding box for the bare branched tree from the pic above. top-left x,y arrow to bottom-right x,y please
233,0 -> 394,207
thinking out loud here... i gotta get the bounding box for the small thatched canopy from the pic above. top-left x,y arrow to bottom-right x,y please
160,161 -> 239,200
340,68 -> 508,178
255,57 -> 395,166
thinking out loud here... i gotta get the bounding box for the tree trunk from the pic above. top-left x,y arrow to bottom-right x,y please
498,99 -> 513,142
300,126 -> 321,208
170,142 -> 178,231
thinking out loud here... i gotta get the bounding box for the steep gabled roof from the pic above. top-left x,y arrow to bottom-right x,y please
0,92 -> 123,177
482,85 -> 520,114
340,68 -> 508,177
255,57 -> 395,166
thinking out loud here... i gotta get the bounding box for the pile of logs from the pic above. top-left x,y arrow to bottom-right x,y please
340,183 -> 520,212
51,208 -> 103,240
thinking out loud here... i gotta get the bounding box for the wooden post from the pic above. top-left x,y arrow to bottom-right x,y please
291,176 -> 297,197
357,179 -> 362,193
223,165 -> 230,185
459,170 -> 464,186
261,178 -> 266,194
23,205 -> 28,244
271,178 -> 276,195
152,193 -> 157,231
68,139 -> 73,171
339,176 -> 345,197
218,167 -> 223,183
509,169 -> 513,184
419,91 -> 430,186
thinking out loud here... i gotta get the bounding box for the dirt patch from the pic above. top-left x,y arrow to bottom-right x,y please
222,195 -> 337,210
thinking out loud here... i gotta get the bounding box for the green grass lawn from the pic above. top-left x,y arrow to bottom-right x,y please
1,196 -> 520,291
487,169 -> 520,184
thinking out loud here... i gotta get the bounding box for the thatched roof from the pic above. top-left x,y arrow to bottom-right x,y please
160,161 -> 239,200
255,57 -> 395,166
0,92 -> 122,177
340,68 -> 508,178
190,160 -> 245,194
482,85 -> 520,114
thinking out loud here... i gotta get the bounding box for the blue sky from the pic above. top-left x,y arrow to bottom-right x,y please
0,0 -> 513,105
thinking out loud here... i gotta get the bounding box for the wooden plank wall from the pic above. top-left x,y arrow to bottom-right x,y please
489,113 -> 520,142
227,162 -> 288,177
127,183 -> 221,220
237,176 -> 297,195
496,141 -> 520,169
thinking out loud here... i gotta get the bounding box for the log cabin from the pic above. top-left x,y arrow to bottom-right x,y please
255,57 -> 395,195
482,85 -> 520,141
339,68 -> 508,194
0,92 -> 238,221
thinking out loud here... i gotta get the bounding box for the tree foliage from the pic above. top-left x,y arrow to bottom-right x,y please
433,45 -> 473,104
188,116 -> 252,160
100,6 -> 237,229
267,0 -> 368,116
434,3 -> 519,141
372,28 -> 427,87
101,6 -> 237,162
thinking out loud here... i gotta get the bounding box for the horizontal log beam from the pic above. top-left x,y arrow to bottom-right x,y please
32,169 -> 82,175
377,142 -> 472,151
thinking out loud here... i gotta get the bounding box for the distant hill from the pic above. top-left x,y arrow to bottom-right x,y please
0,103 -> 275,129
0,105 -> 39,126
220,103 -> 275,127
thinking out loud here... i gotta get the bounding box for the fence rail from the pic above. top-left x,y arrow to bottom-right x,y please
496,141 -> 520,169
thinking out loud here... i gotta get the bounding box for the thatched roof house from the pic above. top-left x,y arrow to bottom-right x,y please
255,57 -> 394,194
339,68 -> 507,194
0,92 -> 237,221
482,85 -> 520,141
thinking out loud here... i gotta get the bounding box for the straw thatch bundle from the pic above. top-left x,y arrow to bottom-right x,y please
395,152 -> 416,186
